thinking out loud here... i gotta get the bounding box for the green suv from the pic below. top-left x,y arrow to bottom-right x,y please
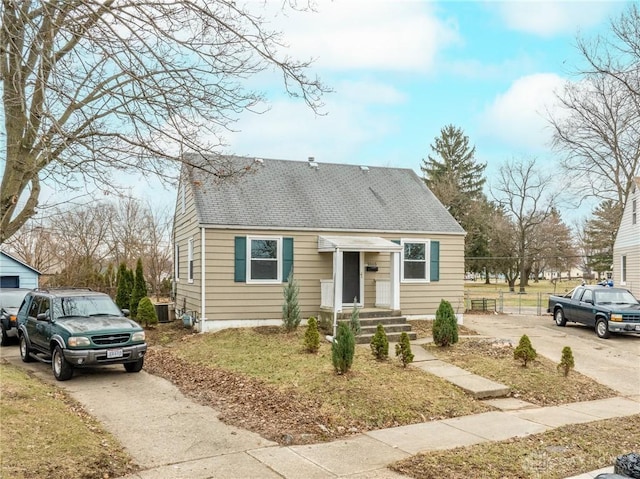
17,288 -> 147,381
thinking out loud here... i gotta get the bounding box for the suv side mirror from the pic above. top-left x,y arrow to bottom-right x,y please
121,309 -> 130,317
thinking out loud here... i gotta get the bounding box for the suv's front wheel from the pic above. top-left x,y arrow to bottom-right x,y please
19,335 -> 33,362
52,345 -> 73,381
124,358 -> 144,373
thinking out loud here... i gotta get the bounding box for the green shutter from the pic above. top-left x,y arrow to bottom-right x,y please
234,236 -> 246,282
430,241 -> 440,282
282,237 -> 294,282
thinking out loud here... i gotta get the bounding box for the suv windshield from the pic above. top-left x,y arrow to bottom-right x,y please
52,295 -> 123,319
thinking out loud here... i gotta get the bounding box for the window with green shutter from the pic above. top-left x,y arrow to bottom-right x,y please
400,239 -> 439,282
234,236 -> 293,283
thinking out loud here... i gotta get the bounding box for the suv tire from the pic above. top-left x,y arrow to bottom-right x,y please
124,358 -> 144,373
19,334 -> 33,362
52,345 -> 73,381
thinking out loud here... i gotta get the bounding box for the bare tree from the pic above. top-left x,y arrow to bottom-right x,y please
1,1 -> 327,242
491,158 -> 555,293
549,4 -> 640,207
141,202 -> 172,300
3,219 -> 58,276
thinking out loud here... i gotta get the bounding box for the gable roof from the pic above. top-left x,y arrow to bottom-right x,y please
0,250 -> 42,275
185,156 -> 465,234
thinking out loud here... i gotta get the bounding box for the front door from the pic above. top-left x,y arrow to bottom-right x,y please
342,252 -> 360,304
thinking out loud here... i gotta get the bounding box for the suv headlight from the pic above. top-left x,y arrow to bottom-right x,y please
132,331 -> 145,342
68,336 -> 91,347
610,314 -> 623,322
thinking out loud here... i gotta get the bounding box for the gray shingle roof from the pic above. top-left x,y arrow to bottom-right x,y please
185,156 -> 464,234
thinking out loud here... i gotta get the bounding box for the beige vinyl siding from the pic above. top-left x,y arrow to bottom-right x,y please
173,180 -> 202,315
200,229 -> 464,322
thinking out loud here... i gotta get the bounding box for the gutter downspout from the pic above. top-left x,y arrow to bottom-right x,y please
200,227 -> 206,333
332,247 -> 339,339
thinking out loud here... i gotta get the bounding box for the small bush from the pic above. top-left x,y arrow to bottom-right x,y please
349,300 -> 361,336
513,334 -> 537,367
432,299 -> 458,347
370,324 -> 389,360
282,272 -> 301,332
332,322 -> 355,374
136,297 -> 158,328
395,332 -> 414,367
557,346 -> 575,377
303,317 -> 320,353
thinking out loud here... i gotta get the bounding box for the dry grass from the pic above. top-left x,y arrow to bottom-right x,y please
465,279 -> 583,308
0,361 -> 137,479
391,415 -> 640,479
425,339 -> 617,405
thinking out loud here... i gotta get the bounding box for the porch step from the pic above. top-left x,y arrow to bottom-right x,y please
336,315 -> 416,344
335,309 -> 402,320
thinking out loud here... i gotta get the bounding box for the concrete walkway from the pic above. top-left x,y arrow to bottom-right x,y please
2,324 -> 639,479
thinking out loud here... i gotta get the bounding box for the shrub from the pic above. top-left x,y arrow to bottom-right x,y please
395,332 -> 414,367
432,299 -> 458,347
136,297 -> 158,328
557,346 -> 575,377
282,271 -> 301,332
304,317 -> 320,353
332,322 -> 355,374
513,334 -> 537,367
370,324 -> 389,360
349,300 -> 361,335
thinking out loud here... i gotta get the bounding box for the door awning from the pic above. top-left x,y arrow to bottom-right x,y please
318,235 -> 403,253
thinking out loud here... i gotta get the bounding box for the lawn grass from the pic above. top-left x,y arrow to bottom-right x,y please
465,279 -> 583,308
391,415 -> 640,479
0,361 -> 136,479
425,339 -> 617,405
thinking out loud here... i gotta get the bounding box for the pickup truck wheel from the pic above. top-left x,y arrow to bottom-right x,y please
595,318 -> 611,339
124,358 -> 144,373
554,308 -> 567,327
19,335 -> 33,362
52,345 -> 73,381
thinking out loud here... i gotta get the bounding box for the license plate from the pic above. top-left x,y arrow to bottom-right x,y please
107,348 -> 123,359
636,325 -> 640,331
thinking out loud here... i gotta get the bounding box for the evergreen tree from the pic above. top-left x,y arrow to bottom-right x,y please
370,324 -> 389,360
432,299 -> 458,347
137,297 -> 158,328
303,317 -> 320,353
115,263 -> 131,311
349,300 -> 361,336
584,200 -> 623,278
332,322 -> 355,374
395,332 -> 414,367
282,271 -> 301,331
421,125 -> 490,274
514,334 -> 537,367
130,259 -> 147,319
557,346 -> 575,377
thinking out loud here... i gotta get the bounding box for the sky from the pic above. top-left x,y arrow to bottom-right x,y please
34,0 -> 629,223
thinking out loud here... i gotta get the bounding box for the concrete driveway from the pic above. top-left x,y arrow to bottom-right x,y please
463,313 -> 640,397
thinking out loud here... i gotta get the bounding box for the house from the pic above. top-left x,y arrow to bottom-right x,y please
613,177 -> 640,297
173,156 -> 466,333
0,251 -> 41,288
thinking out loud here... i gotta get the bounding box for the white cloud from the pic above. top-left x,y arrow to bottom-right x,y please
266,0 -> 460,72
477,73 -> 567,151
493,2 -> 615,37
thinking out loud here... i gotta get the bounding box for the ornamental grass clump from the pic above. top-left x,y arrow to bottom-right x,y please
432,299 -> 458,347
395,331 -> 414,367
303,317 -> 320,353
370,324 -> 389,360
332,322 -> 355,374
513,334 -> 537,367
557,346 -> 575,377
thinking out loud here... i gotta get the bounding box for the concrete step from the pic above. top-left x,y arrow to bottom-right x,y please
335,309 -> 401,320
355,331 -> 417,345
359,323 -> 413,334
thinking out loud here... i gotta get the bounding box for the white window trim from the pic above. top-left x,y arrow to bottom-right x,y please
246,236 -> 282,284
188,238 -> 194,283
621,255 -> 627,285
401,238 -> 430,283
174,243 -> 180,281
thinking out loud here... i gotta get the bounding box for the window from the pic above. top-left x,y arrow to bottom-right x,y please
174,244 -> 180,281
248,237 -> 281,282
400,239 -> 440,282
188,239 -> 194,283
621,255 -> 627,284
402,241 -> 428,281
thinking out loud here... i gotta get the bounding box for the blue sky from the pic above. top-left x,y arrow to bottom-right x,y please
214,0 -> 626,221
31,1 -> 627,222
